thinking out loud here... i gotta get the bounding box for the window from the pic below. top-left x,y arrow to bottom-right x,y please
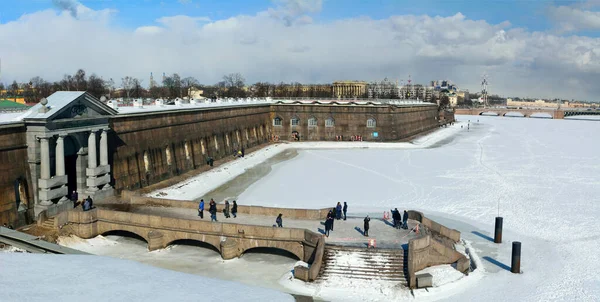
367,118 -> 376,128
308,117 -> 317,127
273,117 -> 282,126
290,117 -> 300,127
325,117 -> 335,127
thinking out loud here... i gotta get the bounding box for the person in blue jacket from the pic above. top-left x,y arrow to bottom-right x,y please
198,199 -> 204,219
336,202 -> 342,220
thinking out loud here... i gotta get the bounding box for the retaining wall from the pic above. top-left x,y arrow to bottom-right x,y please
126,195 -> 330,220
407,210 -> 461,242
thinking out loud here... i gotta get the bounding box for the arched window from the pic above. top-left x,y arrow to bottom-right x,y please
165,146 -> 172,165
325,117 -> 335,127
367,118 -> 376,128
290,116 -> 300,127
308,117 -> 317,127
273,117 -> 283,126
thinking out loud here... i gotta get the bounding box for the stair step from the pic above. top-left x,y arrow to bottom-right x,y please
323,270 -> 405,277
320,275 -> 407,282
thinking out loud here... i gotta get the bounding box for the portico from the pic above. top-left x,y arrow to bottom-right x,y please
23,92 -> 118,217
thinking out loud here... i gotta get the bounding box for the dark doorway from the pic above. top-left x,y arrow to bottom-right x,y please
65,154 -> 78,194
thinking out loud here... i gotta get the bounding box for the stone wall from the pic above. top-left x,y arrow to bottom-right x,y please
407,235 -> 470,288
407,210 -> 461,243
126,195 -> 330,220
270,104 -> 439,141
0,123 -> 33,227
109,104 -> 272,192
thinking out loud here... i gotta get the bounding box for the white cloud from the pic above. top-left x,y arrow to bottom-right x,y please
548,4 -> 600,33
0,2 -> 599,100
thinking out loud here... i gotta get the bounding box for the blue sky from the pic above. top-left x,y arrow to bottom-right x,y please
0,0 -> 585,33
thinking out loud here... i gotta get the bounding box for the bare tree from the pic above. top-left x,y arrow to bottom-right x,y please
87,74 -> 106,99
73,69 -> 87,91
181,77 -> 199,97
222,73 -> 246,98
439,95 -> 450,110
121,76 -> 137,100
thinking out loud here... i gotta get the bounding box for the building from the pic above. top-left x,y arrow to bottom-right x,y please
332,81 -> 367,98
0,92 -> 446,228
188,87 -> 205,99
507,98 -> 565,109
367,78 -> 400,99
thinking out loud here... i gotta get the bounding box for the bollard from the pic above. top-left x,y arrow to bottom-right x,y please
494,217 -> 503,243
511,241 -> 521,273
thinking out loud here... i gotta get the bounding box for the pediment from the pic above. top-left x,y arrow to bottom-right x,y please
23,91 -> 118,122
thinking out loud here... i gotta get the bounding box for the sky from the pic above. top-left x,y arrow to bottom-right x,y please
0,0 -> 599,100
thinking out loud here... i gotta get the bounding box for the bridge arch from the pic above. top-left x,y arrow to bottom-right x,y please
478,111 -> 499,116
530,112 -> 552,119
241,247 -> 301,260
101,229 -> 148,243
503,112 -> 525,117
164,239 -> 221,254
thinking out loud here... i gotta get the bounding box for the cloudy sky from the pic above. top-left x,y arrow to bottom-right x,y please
0,0 -> 599,100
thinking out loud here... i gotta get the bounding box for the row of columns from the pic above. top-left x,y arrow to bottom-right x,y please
38,129 -> 111,205
334,85 -> 365,97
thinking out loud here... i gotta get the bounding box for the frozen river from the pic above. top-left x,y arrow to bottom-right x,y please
62,115 -> 600,301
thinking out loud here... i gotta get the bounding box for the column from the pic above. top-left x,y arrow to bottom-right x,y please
39,136 -> 52,206
40,137 -> 51,180
100,129 -> 108,166
56,135 -> 69,203
56,135 -> 65,176
87,130 -> 99,192
88,131 -> 97,169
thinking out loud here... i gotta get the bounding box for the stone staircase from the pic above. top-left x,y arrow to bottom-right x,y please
318,245 -> 407,284
40,217 -> 56,229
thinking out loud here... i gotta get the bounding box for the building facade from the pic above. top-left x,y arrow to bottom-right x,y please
332,81 -> 368,98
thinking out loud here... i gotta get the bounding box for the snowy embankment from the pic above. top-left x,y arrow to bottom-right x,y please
0,253 -> 294,302
147,124 -> 463,200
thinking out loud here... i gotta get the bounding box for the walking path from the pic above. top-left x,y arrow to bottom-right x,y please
115,206 -> 420,249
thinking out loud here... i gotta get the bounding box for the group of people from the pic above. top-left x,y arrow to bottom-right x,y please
324,202 -> 348,236
2,223 -> 14,229
70,190 -> 94,212
233,147 -> 245,158
198,199 -> 238,221
391,208 -> 409,229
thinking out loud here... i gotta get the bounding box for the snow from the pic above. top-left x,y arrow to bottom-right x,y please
416,264 -> 465,287
0,253 -> 293,302
147,125 -> 463,200
149,115 -> 600,301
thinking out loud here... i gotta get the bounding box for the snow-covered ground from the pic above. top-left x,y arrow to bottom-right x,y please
148,115 -> 600,301
0,252 -> 294,302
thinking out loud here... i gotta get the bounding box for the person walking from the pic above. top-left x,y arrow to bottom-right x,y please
224,200 -> 231,218
327,209 -> 335,231
402,210 -> 409,229
231,200 -> 238,218
343,202 -> 348,221
336,202 -> 342,220
364,215 -> 371,237
325,216 -> 332,237
276,213 -> 283,228
198,199 -> 205,219
209,199 -> 217,222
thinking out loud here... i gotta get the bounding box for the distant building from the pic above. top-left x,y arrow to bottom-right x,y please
507,98 -> 565,109
188,87 -> 205,99
332,81 -> 367,98
367,78 -> 399,99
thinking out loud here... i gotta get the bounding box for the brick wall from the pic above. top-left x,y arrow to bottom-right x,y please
0,124 -> 32,226
109,104 -> 272,191
270,104 -> 440,141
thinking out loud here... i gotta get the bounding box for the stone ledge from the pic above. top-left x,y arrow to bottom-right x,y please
86,165 -> 110,177
38,175 -> 68,189
39,186 -> 68,201
87,174 -> 110,187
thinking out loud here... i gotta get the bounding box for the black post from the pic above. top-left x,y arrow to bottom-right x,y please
511,241 -> 521,274
494,217 -> 503,243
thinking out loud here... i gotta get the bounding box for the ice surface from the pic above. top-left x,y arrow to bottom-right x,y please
0,253 -> 294,302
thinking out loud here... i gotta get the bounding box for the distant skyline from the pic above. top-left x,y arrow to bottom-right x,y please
0,0 -> 599,100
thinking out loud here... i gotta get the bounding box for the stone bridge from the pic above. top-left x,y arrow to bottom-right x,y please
455,108 -> 565,119
67,208 -> 321,261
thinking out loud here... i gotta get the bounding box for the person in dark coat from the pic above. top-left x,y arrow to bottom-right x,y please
276,213 -> 283,227
392,208 -> 401,229
231,200 -> 238,218
198,199 -> 204,218
71,190 -> 78,203
209,199 -> 217,222
402,210 -> 409,229
325,216 -> 332,237
330,208 -> 336,230
241,147 -> 245,157
336,202 -> 342,220
224,200 -> 231,218
86,196 -> 93,209
342,202 -> 348,220
364,215 -> 371,236
327,210 -> 335,231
